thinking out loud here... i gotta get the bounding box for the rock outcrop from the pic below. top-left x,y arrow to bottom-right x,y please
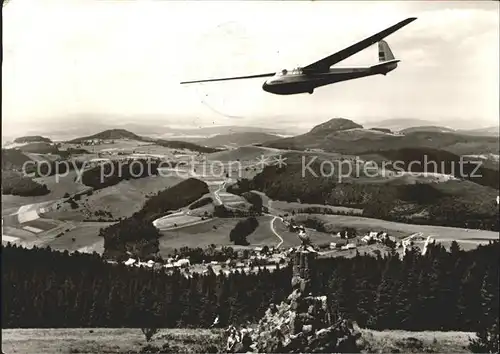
225,244 -> 362,353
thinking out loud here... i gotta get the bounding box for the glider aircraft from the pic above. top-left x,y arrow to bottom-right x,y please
180,17 -> 417,95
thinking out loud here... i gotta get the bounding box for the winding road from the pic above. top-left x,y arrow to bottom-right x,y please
270,216 -> 284,248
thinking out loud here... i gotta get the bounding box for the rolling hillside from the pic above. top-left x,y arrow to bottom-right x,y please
239,157 -> 499,231
363,118 -> 436,131
263,118 -> 499,156
458,126 -> 500,137
359,148 -> 499,189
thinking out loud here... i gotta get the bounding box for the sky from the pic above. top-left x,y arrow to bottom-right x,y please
2,0 -> 499,138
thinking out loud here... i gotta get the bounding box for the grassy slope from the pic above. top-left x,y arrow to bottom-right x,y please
45,223 -> 110,253
1,328 -> 475,353
158,218 -> 245,256
158,215 -> 295,255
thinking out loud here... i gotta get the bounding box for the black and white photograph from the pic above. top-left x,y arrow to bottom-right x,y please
2,0 -> 499,353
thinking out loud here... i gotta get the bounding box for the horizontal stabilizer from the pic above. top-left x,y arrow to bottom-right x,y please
371,59 -> 400,74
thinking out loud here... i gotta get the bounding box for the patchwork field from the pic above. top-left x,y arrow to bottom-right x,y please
0,328 -> 475,354
2,226 -> 39,243
2,216 -> 114,254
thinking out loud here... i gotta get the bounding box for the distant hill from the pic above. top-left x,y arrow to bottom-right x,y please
401,126 -> 456,134
66,129 -> 220,153
198,132 -> 282,148
458,126 -> 499,137
263,118 -> 499,156
25,115 -> 293,141
13,135 -> 52,144
170,125 -> 290,136
365,118 -> 436,131
309,118 -> 363,135
67,129 -> 144,143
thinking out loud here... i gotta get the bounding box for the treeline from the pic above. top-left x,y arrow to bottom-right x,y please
225,183 -> 264,215
101,218 -> 161,259
81,159 -> 166,190
1,170 -> 50,196
155,139 -> 221,154
242,162 -> 499,231
101,178 -> 209,258
2,241 -> 498,333
134,178 -> 209,221
228,179 -> 362,217
188,197 -> 213,210
65,147 -> 91,155
165,245 -> 241,264
316,241 -> 499,333
1,149 -> 32,171
241,192 -> 263,214
230,217 -> 258,246
2,243 -> 290,329
291,207 -> 362,216
213,205 -> 256,218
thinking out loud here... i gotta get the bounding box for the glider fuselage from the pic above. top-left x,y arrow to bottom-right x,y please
262,61 -> 398,95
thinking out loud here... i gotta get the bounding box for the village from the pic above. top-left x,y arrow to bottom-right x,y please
111,220 -> 436,278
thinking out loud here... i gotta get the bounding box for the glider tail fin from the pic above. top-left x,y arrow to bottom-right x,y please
378,40 -> 395,62
372,40 -> 399,75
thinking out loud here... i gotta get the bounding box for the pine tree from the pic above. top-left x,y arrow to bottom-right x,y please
368,254 -> 399,329
469,266 -> 500,353
393,247 -> 419,330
